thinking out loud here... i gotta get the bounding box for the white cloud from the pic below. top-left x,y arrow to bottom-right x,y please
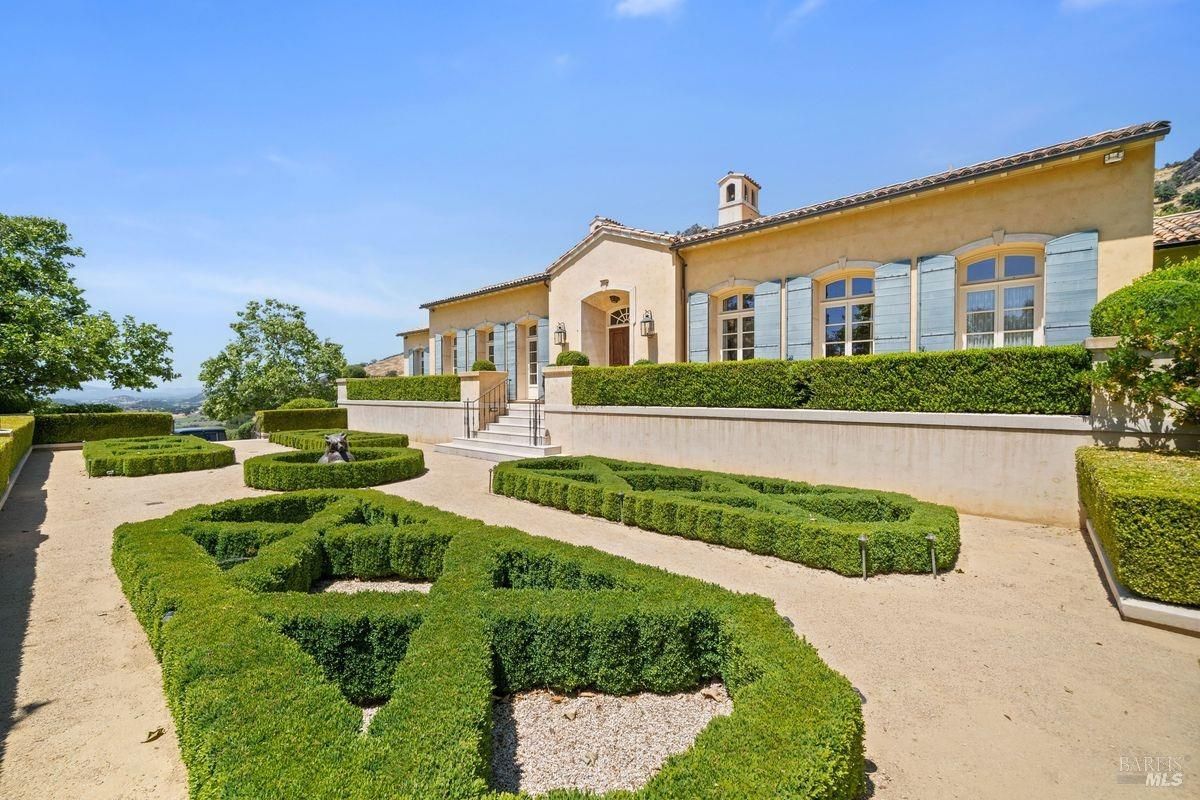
614,0 -> 683,18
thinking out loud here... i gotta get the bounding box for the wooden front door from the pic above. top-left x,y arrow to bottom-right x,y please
608,326 -> 630,366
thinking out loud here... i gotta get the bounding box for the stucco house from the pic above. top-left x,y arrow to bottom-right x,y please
402,121 -> 1171,401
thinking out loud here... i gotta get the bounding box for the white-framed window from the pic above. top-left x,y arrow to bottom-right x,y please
609,306 -> 630,327
820,275 -> 874,357
527,323 -> 538,386
450,334 -> 459,373
718,292 -> 755,361
959,250 -> 1042,349
486,329 -> 496,364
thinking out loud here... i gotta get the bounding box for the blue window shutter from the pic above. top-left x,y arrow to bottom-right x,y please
455,330 -> 467,372
873,261 -> 911,354
753,281 -> 782,359
405,350 -> 414,376
432,336 -> 442,375
785,276 -> 812,360
687,292 -> 709,362
1044,231 -> 1098,345
504,323 -> 518,399
918,255 -> 956,351
466,328 -> 477,367
537,318 -> 550,381
492,325 -> 505,371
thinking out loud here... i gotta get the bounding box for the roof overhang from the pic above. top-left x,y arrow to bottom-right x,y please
419,274 -> 548,310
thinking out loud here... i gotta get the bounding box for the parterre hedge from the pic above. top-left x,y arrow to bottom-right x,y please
244,447 -> 425,490
267,429 -> 410,450
112,489 -> 865,798
0,415 -> 35,490
572,346 -> 1092,414
1076,447 -> 1200,606
346,376 -> 460,402
493,456 -> 959,576
82,435 -> 236,477
33,411 -> 173,444
255,407 -> 348,433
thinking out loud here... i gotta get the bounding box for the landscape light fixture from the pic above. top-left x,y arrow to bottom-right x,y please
553,322 -> 567,346
640,310 -> 655,337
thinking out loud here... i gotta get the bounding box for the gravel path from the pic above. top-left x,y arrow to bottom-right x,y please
314,578 -> 432,594
491,682 -> 731,795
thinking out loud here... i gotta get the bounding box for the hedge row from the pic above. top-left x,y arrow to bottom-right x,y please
346,376 -> 460,402
1076,448 -> 1200,606
33,411 -> 173,444
243,447 -> 425,490
267,429 -> 410,450
493,456 -> 959,576
1090,257 -> 1200,337
0,415 -> 35,491
255,407 -> 348,434
83,435 -> 236,477
572,345 -> 1092,414
112,489 -> 865,798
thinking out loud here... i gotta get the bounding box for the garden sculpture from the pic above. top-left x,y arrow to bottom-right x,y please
317,433 -> 355,464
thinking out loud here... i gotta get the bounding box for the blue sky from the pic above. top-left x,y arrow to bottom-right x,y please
2,0 -> 1196,391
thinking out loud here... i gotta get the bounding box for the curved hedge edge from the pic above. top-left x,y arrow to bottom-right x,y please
268,429 -> 410,450
346,376 -> 460,402
255,407 -> 348,434
1076,447 -> 1200,606
492,456 -> 960,577
33,412 -> 173,445
82,435 -> 236,477
243,447 -> 425,490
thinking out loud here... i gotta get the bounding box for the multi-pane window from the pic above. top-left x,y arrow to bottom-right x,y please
486,330 -> 496,364
961,252 -> 1040,349
719,293 -> 755,361
450,335 -> 459,374
609,307 -> 630,326
822,277 -> 874,357
527,324 -> 538,386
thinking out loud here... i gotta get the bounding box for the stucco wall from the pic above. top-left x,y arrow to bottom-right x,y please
1154,243 -> 1199,268
341,400 -> 461,444
427,283 -> 549,336
547,235 -> 677,364
681,142 -> 1157,357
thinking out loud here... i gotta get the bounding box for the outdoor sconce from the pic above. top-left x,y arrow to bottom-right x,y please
640,310 -> 655,337
553,322 -> 567,346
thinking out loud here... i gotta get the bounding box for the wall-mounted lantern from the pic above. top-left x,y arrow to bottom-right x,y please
640,310 -> 655,337
553,322 -> 567,346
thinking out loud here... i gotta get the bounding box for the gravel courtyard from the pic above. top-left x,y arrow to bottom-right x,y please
0,439 -> 1197,799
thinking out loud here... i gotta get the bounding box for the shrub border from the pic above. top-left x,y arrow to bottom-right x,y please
267,429 -> 410,450
346,376 -> 461,402
255,407 -> 349,434
244,447 -> 425,490
33,411 -> 173,445
82,435 -> 236,477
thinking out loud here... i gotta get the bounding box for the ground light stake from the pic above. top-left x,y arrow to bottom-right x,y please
927,534 -> 937,578
858,534 -> 868,580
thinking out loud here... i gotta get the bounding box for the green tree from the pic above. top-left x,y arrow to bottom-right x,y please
1179,189 -> 1200,211
342,363 -> 368,378
199,299 -> 347,420
0,214 -> 178,411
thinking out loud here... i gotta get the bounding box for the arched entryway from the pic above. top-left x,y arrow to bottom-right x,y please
579,289 -> 631,366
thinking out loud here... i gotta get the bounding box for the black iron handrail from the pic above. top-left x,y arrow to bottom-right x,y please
529,396 -> 544,446
464,380 -> 507,439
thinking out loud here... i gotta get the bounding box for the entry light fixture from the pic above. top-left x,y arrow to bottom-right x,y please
553,322 -> 567,346
640,310 -> 655,337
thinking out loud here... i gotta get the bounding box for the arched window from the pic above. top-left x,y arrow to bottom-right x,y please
718,292 -> 755,361
959,248 -> 1042,349
726,183 -> 736,202
609,307 -> 630,326
820,275 -> 874,357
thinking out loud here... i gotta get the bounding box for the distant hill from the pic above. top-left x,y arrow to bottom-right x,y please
50,391 -> 205,414
1155,148 -> 1200,216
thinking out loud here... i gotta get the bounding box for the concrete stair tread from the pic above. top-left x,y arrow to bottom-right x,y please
434,437 -> 561,462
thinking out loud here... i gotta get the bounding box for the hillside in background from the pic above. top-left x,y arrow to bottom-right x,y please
1155,148 -> 1200,216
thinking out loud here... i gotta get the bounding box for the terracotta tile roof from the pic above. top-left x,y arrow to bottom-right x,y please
675,120 -> 1172,247
419,272 -> 548,310
544,219 -> 673,275
1154,209 -> 1200,247
394,326 -> 430,338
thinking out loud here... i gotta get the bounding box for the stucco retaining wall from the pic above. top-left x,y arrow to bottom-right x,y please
341,400 -> 460,444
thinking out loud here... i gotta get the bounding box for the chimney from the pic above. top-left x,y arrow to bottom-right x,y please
717,172 -> 761,226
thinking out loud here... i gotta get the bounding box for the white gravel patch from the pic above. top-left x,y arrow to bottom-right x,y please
312,578 -> 432,594
491,681 -> 731,796
359,704 -> 382,734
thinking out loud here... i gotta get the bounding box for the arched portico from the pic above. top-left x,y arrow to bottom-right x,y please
579,288 -> 633,366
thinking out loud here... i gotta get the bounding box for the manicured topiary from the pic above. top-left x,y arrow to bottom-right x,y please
83,435 -> 235,477
345,376 -> 460,402
555,350 -> 590,367
1090,257 -> 1200,337
279,397 -> 336,410
33,411 -> 173,444
1077,447 -> 1200,606
470,359 -> 496,372
255,407 -> 348,433
243,447 -> 425,490
0,415 -> 35,489
572,346 -> 1091,415
267,429 -> 410,451
493,456 -> 959,576
112,489 -> 865,799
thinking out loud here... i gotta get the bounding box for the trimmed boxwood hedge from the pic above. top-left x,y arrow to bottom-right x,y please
1076,447 -> 1200,606
244,447 -> 425,490
267,429 -> 410,450
33,411 -> 173,444
572,345 -> 1092,415
0,415 -> 35,489
1090,257 -> 1200,337
346,376 -> 460,402
279,397 -> 337,409
83,435 -> 236,477
493,456 -> 959,576
255,407 -> 348,433
112,489 -> 865,798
